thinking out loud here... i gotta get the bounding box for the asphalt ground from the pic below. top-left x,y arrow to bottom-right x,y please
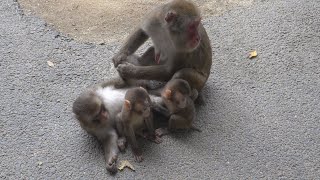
1,0 -> 319,179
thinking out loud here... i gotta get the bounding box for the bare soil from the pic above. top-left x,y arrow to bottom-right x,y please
18,0 -> 253,44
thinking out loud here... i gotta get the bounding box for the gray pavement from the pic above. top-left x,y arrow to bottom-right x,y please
1,0 -> 319,179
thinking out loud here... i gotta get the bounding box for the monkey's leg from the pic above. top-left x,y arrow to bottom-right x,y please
117,64 -> 173,81
119,47 -> 157,88
155,114 -> 192,137
113,29 -> 149,67
97,77 -> 127,89
169,114 -> 192,130
124,47 -> 156,66
171,68 -> 208,93
102,130 -> 119,174
124,125 -> 143,162
138,47 -> 160,66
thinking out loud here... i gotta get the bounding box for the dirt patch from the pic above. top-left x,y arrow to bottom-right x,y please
18,0 -> 253,44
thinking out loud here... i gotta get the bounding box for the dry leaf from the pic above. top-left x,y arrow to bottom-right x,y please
249,50 -> 257,59
118,160 -> 135,171
47,61 -> 54,67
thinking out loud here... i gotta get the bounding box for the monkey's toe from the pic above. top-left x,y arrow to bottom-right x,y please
155,128 -> 169,137
134,155 -> 144,162
154,136 -> 163,144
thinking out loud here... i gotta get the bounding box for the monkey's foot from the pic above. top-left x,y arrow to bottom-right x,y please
117,63 -> 137,79
132,149 -> 143,162
143,132 -> 163,144
155,128 -> 169,137
117,137 -> 127,152
106,155 -> 118,174
148,134 -> 163,144
134,154 -> 143,162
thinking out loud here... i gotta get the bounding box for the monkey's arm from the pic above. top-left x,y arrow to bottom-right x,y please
102,130 -> 119,174
143,113 -> 163,144
123,123 -> 143,162
115,113 -> 127,152
117,63 -> 173,81
95,77 -> 127,89
113,28 -> 149,67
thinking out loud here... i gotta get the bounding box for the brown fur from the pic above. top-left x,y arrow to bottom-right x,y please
113,0 -> 212,96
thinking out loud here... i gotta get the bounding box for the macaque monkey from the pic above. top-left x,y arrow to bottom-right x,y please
155,79 -> 201,136
72,78 -> 164,172
72,83 -> 128,174
116,87 -> 162,162
113,0 -> 212,98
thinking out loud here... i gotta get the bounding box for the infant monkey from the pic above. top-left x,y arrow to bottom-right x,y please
116,87 -> 162,162
156,79 -> 201,136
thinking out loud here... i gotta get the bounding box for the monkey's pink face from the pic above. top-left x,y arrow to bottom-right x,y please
167,16 -> 202,52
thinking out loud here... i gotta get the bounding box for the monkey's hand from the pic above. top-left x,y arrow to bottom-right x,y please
106,154 -> 118,174
112,53 -> 128,68
117,63 -> 137,79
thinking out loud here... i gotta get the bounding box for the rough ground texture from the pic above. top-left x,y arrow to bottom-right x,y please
18,0 -> 253,43
1,0 -> 319,179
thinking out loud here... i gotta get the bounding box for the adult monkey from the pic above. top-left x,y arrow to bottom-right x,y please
113,0 -> 212,97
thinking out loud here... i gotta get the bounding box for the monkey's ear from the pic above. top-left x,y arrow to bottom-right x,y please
164,89 -> 172,99
124,100 -> 132,110
165,11 -> 177,22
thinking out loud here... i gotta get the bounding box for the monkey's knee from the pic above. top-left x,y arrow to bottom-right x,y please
139,46 -> 156,65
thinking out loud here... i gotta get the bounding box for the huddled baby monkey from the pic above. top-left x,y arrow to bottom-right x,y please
156,79 -> 201,136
